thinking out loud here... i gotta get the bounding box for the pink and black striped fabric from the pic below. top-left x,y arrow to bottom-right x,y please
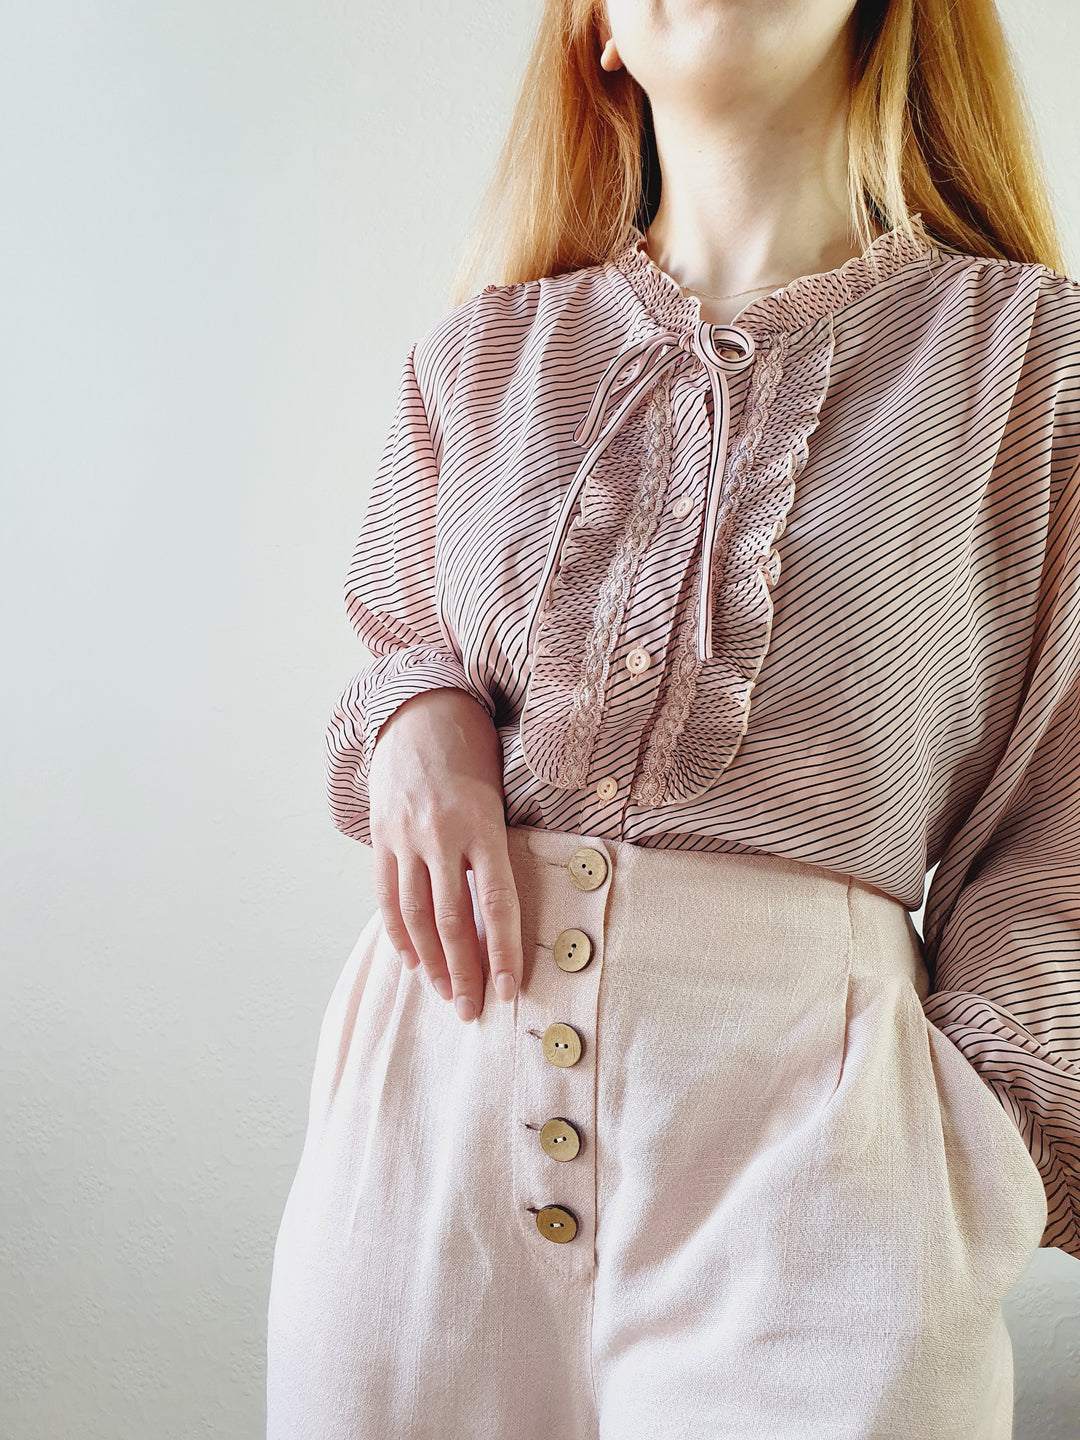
326,213 -> 1080,1256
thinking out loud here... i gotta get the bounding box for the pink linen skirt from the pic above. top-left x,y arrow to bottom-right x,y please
265,825 -> 1047,1439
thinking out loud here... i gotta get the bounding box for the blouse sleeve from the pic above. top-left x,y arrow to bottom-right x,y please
325,342 -> 497,845
921,458 -> 1080,1259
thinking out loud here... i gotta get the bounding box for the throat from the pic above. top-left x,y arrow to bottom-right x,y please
694,289 -> 777,326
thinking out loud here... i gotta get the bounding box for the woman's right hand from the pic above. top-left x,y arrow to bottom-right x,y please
367,688 -> 522,1023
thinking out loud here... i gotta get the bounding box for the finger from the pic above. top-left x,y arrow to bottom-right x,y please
468,840 -> 522,1004
429,856 -> 485,1022
372,846 -> 419,969
396,851 -> 453,1001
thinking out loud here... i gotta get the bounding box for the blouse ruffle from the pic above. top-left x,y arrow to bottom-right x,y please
520,216 -> 937,805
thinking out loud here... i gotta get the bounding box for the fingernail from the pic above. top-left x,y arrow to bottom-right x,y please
495,972 -> 517,1002
434,977 -> 453,1001
456,996 -> 476,1023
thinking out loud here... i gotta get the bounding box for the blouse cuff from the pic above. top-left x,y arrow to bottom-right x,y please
325,647 -> 496,846
921,989 -> 1080,1257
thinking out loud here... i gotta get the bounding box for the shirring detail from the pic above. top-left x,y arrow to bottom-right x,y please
612,212 -> 938,338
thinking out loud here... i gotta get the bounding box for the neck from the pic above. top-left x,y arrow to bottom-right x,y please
642,53 -> 882,325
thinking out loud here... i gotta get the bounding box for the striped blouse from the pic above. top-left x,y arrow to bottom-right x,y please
326,213 -> 1080,1257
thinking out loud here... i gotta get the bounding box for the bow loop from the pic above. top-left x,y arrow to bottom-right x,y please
690,322 -> 757,373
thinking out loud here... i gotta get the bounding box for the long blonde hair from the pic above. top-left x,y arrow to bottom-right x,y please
450,0 -> 1068,305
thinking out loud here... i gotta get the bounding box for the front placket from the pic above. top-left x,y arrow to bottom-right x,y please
574,359 -> 755,836
510,833 -> 614,1283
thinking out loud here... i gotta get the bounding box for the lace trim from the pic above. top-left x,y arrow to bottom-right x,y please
552,371 -> 675,787
632,336 -> 790,804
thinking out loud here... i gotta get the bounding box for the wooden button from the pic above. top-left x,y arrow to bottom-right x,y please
536,1204 -> 578,1243
568,847 -> 608,891
595,776 -> 618,801
540,1118 -> 581,1161
553,928 -> 593,972
542,1022 -> 582,1067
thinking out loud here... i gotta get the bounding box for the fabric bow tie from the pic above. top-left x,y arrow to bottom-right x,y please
524,320 -> 757,667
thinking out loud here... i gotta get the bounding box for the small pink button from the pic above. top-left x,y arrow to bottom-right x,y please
672,494 -> 693,518
595,776 -> 618,801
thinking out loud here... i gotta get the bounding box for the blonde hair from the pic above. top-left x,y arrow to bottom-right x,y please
450,0 -> 1068,305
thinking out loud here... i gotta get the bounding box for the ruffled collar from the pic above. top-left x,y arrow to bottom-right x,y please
611,213 -> 940,337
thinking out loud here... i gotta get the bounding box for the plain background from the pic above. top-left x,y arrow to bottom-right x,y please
1,2 -> 1077,1436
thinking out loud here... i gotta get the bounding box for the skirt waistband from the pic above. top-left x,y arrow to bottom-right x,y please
504,824 -> 929,1000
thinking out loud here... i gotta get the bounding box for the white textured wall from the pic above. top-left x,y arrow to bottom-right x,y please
0,2 -> 1075,1436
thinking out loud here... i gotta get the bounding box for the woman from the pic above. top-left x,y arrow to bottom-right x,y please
267,1 -> 1079,1436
